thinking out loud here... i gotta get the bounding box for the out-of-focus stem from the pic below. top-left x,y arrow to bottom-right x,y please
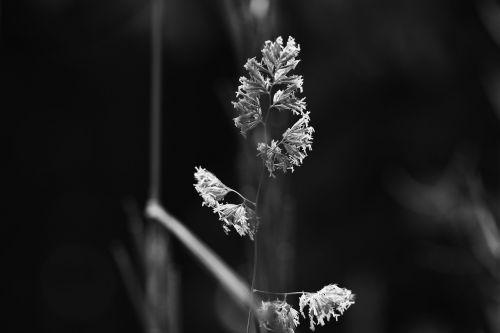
145,200 -> 256,309
112,244 -> 152,331
149,0 -> 163,202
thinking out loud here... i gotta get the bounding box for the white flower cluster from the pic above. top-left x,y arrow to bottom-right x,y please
257,300 -> 300,333
233,36 -> 314,177
255,284 -> 354,332
194,167 -> 256,240
257,112 -> 314,176
299,284 -> 355,331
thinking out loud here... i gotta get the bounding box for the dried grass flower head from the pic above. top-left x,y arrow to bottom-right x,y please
232,36 -> 314,177
257,112 -> 314,176
257,300 -> 300,333
213,203 -> 256,240
193,167 -> 257,240
194,167 -> 230,208
299,284 -> 355,331
191,35 -> 354,332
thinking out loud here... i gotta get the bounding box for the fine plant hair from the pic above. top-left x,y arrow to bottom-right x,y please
193,36 -> 355,332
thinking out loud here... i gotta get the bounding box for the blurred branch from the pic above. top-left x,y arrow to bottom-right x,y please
115,198 -> 181,333
146,1 -> 181,331
112,243 -> 151,331
144,220 -> 180,333
145,200 -> 255,309
149,0 -> 163,202
124,199 -> 145,268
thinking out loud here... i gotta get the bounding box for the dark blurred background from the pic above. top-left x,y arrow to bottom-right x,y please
4,0 -> 500,332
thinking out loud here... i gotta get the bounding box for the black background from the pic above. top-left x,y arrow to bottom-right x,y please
4,0 -> 500,332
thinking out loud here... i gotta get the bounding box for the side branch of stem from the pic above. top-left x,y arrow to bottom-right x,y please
229,189 -> 257,206
253,289 -> 306,296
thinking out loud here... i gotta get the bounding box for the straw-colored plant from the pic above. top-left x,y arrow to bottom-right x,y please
194,36 -> 354,332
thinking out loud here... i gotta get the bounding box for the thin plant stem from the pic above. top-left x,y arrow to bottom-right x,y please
245,167 -> 265,333
246,91 -> 273,333
229,188 -> 257,206
149,0 -> 163,202
253,289 -> 305,296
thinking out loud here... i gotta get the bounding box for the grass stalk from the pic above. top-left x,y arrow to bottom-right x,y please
145,200 -> 255,309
